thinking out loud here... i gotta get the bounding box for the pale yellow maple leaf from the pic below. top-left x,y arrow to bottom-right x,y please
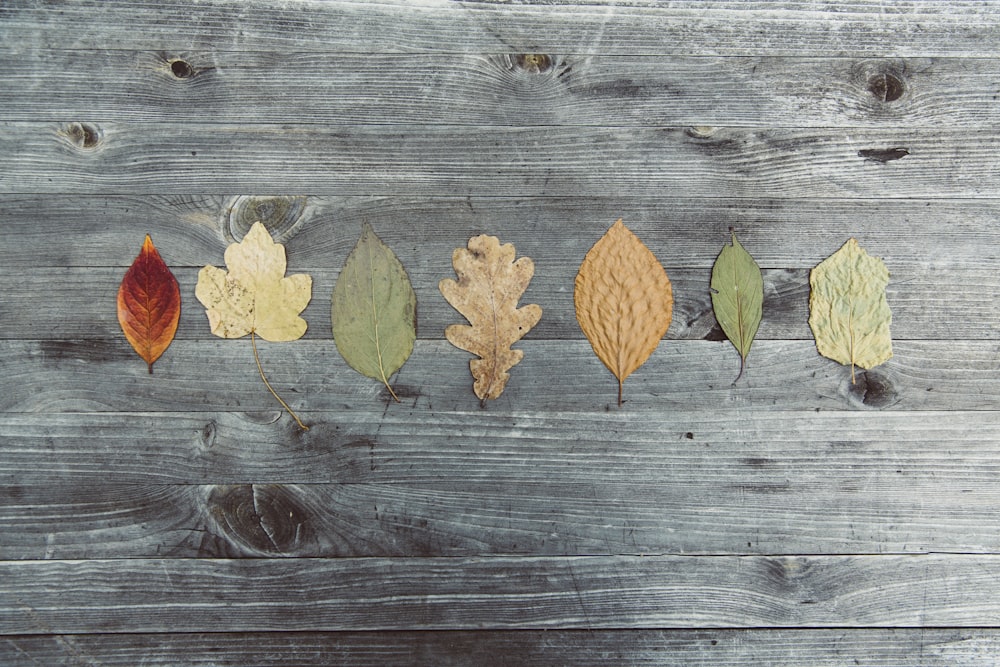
195,221 -> 313,430
195,221 -> 312,342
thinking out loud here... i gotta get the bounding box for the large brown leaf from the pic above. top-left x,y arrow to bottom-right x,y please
575,219 -> 673,405
117,235 -> 181,373
439,235 -> 542,402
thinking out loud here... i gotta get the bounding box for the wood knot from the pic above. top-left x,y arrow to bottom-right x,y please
845,369 -> 900,409
223,195 -> 308,243
513,54 -> 553,74
62,122 -> 101,149
867,72 -> 905,102
206,484 -> 312,555
169,58 -> 195,79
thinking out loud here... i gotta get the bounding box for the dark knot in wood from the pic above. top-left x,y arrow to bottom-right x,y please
223,195 -> 308,243
63,122 -> 101,149
513,54 -> 553,74
207,484 -> 311,555
867,72 -> 905,102
846,369 -> 899,409
169,58 -> 194,79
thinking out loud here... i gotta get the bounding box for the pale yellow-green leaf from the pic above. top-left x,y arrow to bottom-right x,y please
439,235 -> 542,402
809,238 -> 892,383
710,230 -> 763,382
195,221 -> 312,342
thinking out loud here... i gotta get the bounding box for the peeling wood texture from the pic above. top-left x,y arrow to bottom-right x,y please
2,0 -> 1000,664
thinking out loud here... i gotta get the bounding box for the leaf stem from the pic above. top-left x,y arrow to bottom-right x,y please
251,330 -> 309,431
617,378 -> 623,407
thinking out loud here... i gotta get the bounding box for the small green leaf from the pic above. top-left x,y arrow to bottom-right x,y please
808,238 -> 892,384
710,230 -> 763,382
332,223 -> 416,401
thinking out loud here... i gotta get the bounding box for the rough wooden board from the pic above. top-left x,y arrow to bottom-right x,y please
3,629 -> 998,667
4,195 -> 997,270
2,264 -> 997,342
5,1 -> 999,56
6,50 -> 999,128
3,123 -> 998,197
4,468 -> 1000,558
1,340 -> 996,413
2,411 -> 996,486
6,554 -> 1000,633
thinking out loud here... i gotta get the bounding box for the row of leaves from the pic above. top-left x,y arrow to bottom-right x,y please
118,220 -> 892,429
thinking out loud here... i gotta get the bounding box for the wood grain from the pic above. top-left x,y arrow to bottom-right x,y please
3,411 -> 996,486
3,123 -> 998,197
5,554 -> 1000,633
3,629 -> 997,667
3,469 -> 1000,558
1,340 -> 997,413
5,195 -> 997,270
5,1 -> 998,56
5,50 -> 999,129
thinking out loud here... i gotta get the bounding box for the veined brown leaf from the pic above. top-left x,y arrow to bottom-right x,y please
332,223 -> 416,402
439,235 -> 542,403
117,235 -> 181,373
809,238 -> 892,384
575,219 -> 673,405
195,221 -> 313,429
710,229 -> 763,382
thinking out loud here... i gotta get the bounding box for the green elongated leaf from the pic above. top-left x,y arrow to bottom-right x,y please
809,238 -> 892,384
710,230 -> 763,382
332,223 -> 416,401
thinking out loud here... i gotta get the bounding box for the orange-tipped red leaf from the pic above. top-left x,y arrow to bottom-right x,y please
117,235 -> 181,373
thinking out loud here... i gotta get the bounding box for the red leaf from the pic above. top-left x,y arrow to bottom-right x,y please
117,235 -> 181,373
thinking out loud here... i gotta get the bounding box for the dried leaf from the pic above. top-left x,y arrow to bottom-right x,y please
809,238 -> 892,384
332,223 -> 416,401
195,221 -> 313,429
439,235 -> 542,402
575,219 -> 673,405
710,229 -> 763,382
117,235 -> 180,373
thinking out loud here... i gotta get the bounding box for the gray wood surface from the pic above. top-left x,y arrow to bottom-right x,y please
3,0 -> 999,663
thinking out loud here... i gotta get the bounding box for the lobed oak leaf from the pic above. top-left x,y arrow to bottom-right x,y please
439,235 -> 542,402
575,219 -> 673,405
117,234 -> 181,373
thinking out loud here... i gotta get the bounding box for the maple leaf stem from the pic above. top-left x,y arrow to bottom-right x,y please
148,362 -> 153,375
251,330 -> 309,431
617,379 -> 623,407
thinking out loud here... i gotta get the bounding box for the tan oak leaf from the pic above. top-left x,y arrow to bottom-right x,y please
439,235 -> 542,403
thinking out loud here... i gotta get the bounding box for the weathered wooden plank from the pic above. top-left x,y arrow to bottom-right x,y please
4,1 -> 999,57
5,195 -> 997,270
2,411 -> 996,486
2,264 -> 996,342
5,50 -> 998,128
3,629 -> 997,666
1,340 -> 996,413
3,123 -> 998,197
4,554 -> 1000,633
4,457 -> 1000,558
